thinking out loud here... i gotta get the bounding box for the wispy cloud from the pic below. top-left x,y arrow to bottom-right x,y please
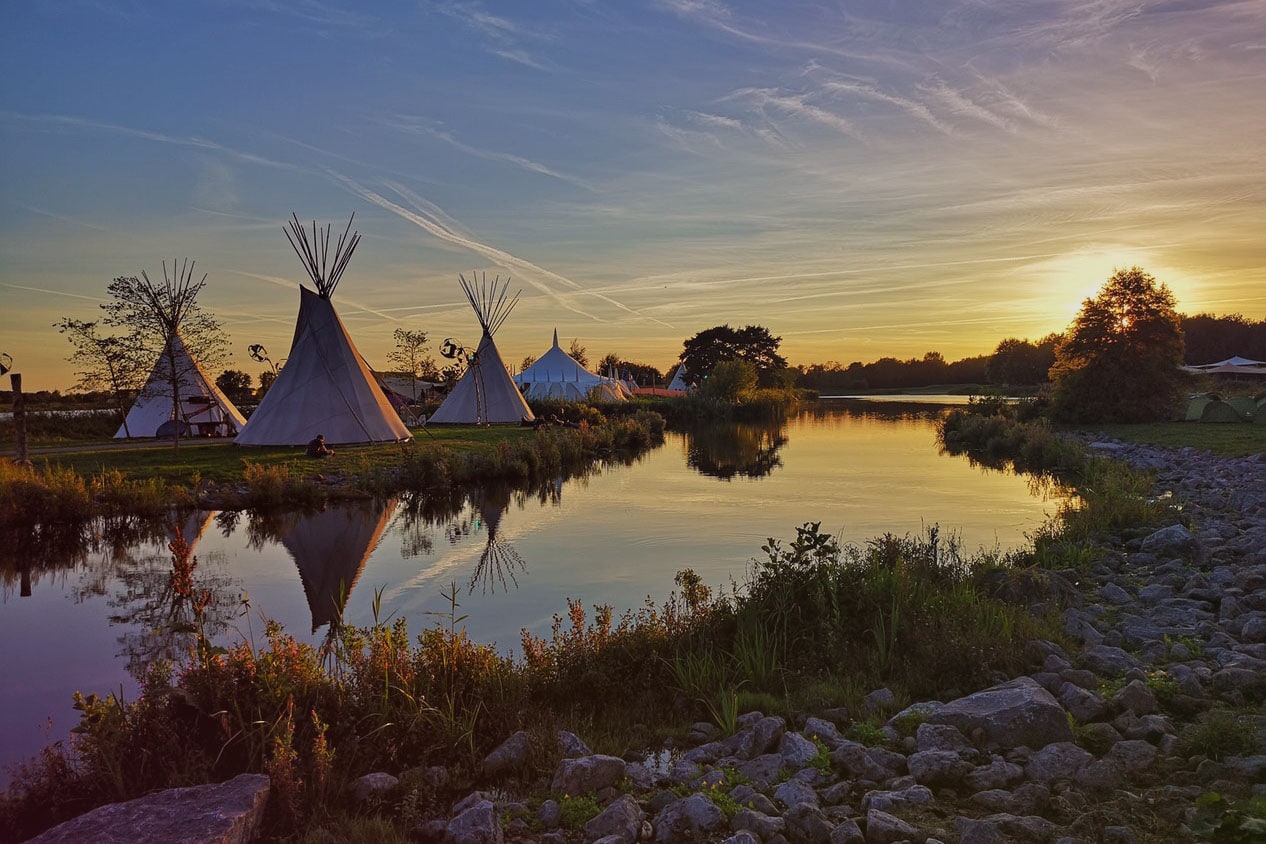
330,170 -> 671,327
382,116 -> 593,190
424,1 -> 551,69
724,88 -> 862,140
2,111 -> 307,174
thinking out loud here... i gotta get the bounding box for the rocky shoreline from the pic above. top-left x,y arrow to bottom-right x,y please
28,440 -> 1266,843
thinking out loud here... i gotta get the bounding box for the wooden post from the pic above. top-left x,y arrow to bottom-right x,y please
11,373 -> 29,463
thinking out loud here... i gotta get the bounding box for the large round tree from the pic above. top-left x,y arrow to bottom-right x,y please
1049,266 -> 1188,423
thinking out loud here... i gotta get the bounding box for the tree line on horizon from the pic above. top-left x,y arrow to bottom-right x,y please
10,309 -> 1264,409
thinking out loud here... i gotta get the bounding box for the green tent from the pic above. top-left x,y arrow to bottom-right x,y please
1255,396 -> 1266,424
1225,396 -> 1256,421
1184,395 -> 1246,423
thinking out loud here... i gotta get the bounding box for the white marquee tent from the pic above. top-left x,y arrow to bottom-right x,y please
514,330 -> 629,402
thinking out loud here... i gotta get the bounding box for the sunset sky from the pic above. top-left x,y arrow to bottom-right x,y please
3,1 -> 1264,391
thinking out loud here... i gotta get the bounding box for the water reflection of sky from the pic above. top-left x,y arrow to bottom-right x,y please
0,403 -> 1065,775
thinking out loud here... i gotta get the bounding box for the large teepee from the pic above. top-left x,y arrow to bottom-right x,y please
515,329 -> 628,402
427,273 -> 533,425
116,332 -> 247,438
236,215 -> 411,446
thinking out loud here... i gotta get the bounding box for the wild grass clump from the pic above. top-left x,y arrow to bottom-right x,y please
940,400 -> 1085,477
0,460 -> 94,527
239,462 -> 323,509
0,409 -> 119,444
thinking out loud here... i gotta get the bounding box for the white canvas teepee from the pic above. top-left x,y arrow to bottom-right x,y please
515,329 -> 628,402
236,215 -> 411,446
116,333 -> 246,438
428,273 -> 533,425
667,363 -> 692,392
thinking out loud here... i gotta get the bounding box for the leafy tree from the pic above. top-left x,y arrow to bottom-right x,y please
680,324 -> 787,386
986,335 -> 1058,386
386,328 -> 439,400
101,260 -> 229,448
55,318 -> 147,437
257,369 -> 277,399
520,355 -> 536,373
699,359 -> 757,402
568,338 -> 588,368
215,370 -> 253,405
1181,313 -> 1266,364
1049,266 -> 1188,423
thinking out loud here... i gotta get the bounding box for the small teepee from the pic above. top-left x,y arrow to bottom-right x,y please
236,215 -> 411,446
667,363 -> 692,392
116,332 -> 247,438
427,273 -> 533,425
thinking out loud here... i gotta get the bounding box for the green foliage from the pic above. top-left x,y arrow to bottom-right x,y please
559,794 -> 602,828
1049,267 -> 1189,423
1181,710 -> 1262,761
845,720 -> 890,747
700,360 -> 758,403
1192,793 -> 1266,844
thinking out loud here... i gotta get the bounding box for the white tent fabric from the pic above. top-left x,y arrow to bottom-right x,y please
115,333 -> 246,438
236,286 -> 411,445
1183,356 -> 1266,376
667,364 -> 692,392
428,330 -> 533,424
515,330 -> 629,402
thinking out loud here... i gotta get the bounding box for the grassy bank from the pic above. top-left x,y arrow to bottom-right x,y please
0,411 -> 667,532
1075,422 -> 1263,457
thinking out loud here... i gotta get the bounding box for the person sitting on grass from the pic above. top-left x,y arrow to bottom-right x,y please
306,434 -> 335,458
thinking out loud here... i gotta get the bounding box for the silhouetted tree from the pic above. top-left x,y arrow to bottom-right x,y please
215,370 -> 253,405
987,335 -> 1058,385
257,369 -> 277,399
387,328 -> 439,400
568,338 -> 588,368
1049,267 -> 1187,423
55,318 -> 146,436
1181,313 -> 1266,364
680,324 -> 787,386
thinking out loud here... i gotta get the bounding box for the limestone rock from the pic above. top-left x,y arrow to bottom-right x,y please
552,754 -> 627,795
28,774 -> 270,844
929,676 -> 1073,749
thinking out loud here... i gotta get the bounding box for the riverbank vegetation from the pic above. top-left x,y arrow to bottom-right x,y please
3,399 -> 1184,841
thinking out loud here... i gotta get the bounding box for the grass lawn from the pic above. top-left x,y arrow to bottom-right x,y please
1077,422 -> 1265,457
29,425 -> 540,485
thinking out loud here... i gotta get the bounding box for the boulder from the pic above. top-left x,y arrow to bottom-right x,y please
483,730 -> 532,777
582,794 -> 645,844
863,808 -> 919,844
653,794 -> 727,842
445,800 -> 503,844
27,774 -> 270,844
929,677 -> 1073,749
552,755 -> 627,795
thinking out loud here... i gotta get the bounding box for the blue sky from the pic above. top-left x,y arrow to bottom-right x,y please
3,0 -> 1264,390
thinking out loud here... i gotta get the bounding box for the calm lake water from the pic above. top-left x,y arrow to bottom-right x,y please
0,399 -> 1062,777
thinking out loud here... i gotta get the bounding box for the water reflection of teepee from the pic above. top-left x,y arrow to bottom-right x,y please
468,485 -> 526,594
281,500 -> 395,632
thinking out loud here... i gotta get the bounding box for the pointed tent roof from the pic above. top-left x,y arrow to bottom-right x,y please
428,273 -> 533,424
116,333 -> 246,438
282,501 -> 395,632
514,329 -> 628,402
667,363 -> 692,392
468,484 -> 525,594
236,215 -> 411,445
